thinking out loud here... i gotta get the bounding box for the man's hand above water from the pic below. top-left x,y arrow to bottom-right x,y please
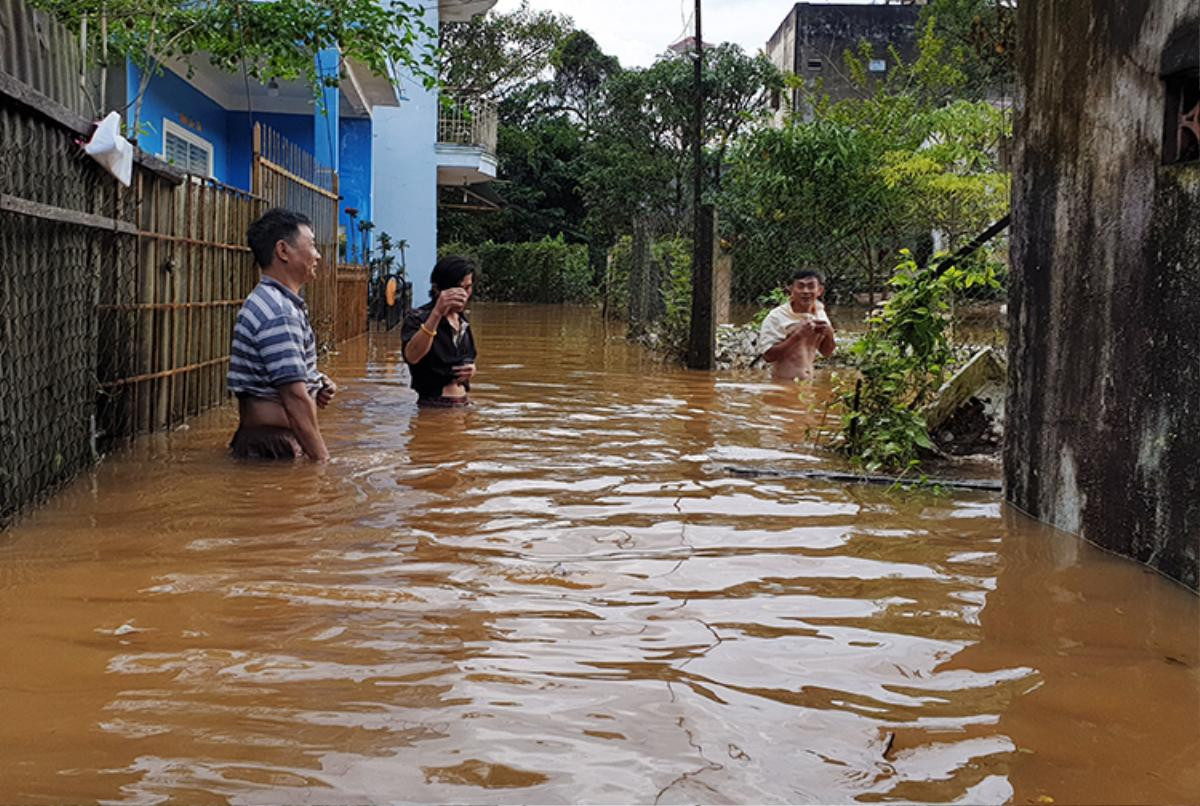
316,377 -> 337,409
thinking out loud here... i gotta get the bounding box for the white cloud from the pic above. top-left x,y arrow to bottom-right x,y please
491,0 -> 880,68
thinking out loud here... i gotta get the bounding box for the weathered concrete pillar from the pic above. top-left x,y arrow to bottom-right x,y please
1007,1 -> 1200,591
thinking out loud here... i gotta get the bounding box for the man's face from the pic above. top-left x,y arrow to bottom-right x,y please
282,225 -> 321,281
789,276 -> 823,306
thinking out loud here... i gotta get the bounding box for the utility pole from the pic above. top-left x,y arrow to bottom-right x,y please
685,0 -> 716,370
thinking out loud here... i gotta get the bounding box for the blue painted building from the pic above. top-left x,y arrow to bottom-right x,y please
120,0 -> 499,293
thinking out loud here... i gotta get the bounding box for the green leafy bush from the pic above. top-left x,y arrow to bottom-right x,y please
832,250 -> 999,471
604,236 -> 693,356
654,238 -> 693,356
439,237 -> 594,303
605,235 -> 633,316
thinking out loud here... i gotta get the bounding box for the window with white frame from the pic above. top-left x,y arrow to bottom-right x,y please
162,119 -> 214,177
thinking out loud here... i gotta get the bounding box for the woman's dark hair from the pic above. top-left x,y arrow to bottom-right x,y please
430,254 -> 476,298
247,208 -> 312,269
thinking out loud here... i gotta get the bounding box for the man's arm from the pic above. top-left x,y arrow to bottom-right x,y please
278,381 -> 330,461
817,322 -> 836,357
762,328 -> 800,363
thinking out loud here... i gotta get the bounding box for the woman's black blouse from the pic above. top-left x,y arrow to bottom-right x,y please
400,302 -> 477,400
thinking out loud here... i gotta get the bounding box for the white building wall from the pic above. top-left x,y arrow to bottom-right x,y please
372,1 -> 440,303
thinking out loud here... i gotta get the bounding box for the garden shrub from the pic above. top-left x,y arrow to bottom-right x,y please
438,238 -> 594,303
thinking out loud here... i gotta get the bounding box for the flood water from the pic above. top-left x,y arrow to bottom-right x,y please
1,304 -> 1196,805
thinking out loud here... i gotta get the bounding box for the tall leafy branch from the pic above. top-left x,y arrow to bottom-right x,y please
32,0 -> 440,132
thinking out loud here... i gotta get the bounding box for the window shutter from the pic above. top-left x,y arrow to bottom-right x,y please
164,131 -> 189,168
163,129 -> 213,176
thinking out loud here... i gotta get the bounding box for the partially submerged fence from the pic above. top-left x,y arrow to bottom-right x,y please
97,175 -> 264,440
0,71 -> 269,522
336,264 -> 369,342
0,73 -> 110,524
0,60 -> 370,526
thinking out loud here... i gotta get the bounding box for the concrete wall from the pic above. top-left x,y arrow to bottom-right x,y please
372,1 -> 440,301
225,112 -> 314,191
130,62 -> 231,183
1006,1 -> 1200,591
339,117 -> 374,262
765,3 -> 920,117
765,6 -> 798,125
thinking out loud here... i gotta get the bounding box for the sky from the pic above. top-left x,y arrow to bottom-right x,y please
491,0 -> 883,68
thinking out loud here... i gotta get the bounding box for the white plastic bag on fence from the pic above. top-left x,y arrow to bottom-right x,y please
82,111 -> 133,187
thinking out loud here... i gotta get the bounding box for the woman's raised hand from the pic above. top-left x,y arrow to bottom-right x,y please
433,287 -> 468,317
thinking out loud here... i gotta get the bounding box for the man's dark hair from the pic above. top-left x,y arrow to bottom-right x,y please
247,208 -> 312,269
790,268 -> 825,286
430,254 -> 477,298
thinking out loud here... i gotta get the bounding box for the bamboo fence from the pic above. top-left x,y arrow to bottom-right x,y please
252,123 -> 343,348
95,174 -> 264,440
336,264 -> 369,343
1,0 -> 369,526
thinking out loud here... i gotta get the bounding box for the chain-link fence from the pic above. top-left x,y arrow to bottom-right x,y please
600,219 -> 1009,366
0,91 -> 114,524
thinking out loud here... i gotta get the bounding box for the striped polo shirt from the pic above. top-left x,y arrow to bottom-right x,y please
227,277 -> 323,401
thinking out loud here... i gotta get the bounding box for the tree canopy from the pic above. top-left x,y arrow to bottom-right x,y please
439,0 -> 573,101
33,0 -> 441,93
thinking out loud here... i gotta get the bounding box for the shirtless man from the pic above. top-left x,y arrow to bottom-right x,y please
226,208 -> 336,461
758,269 -> 836,381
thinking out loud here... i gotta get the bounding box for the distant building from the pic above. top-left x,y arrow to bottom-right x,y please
765,2 -> 922,119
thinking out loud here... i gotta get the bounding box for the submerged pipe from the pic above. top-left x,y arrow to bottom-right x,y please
721,465 -> 1002,492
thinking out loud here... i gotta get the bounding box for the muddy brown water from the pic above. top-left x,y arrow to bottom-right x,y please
1,304 -> 1196,805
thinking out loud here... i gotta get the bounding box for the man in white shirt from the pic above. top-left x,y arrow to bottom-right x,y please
758,269 -> 836,381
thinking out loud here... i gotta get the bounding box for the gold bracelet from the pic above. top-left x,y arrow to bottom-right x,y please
420,323 -> 437,338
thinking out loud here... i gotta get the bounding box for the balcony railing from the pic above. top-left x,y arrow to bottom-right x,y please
437,93 -> 498,156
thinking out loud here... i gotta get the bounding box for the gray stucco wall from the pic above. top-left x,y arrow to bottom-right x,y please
1006,2 -> 1200,591
764,3 -> 920,118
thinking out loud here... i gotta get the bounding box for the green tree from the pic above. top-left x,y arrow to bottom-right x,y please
439,115 -> 588,245
439,0 -> 573,102
32,0 -> 441,133
544,31 -> 621,132
581,44 -> 781,244
719,120 -> 897,303
918,0 -> 1016,98
721,21 -> 1010,303
879,99 -> 1010,249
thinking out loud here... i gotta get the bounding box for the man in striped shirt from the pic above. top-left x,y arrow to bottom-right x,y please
227,208 -> 335,461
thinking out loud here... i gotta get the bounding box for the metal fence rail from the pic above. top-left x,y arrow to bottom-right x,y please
437,92 -> 498,154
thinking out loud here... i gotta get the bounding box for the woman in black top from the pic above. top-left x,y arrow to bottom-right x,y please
401,255 -> 478,407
